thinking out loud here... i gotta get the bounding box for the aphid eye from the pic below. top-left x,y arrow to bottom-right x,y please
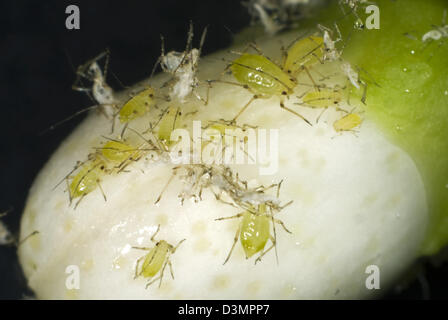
281,91 -> 287,95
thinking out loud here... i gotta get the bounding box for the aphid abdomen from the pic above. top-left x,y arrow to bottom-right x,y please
240,211 -> 270,259
119,88 -> 155,123
141,242 -> 169,278
333,113 -> 363,132
158,106 -> 180,145
284,36 -> 324,74
69,160 -> 105,199
231,54 -> 295,96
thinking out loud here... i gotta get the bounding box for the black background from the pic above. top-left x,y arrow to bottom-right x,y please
0,0 -> 446,299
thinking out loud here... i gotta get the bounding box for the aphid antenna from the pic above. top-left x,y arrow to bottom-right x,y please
39,105 -> 101,136
53,159 -> 87,191
73,194 -> 86,210
0,206 -> 13,218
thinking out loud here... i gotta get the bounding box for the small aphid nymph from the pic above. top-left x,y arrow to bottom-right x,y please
132,225 -> 185,288
333,112 -> 363,132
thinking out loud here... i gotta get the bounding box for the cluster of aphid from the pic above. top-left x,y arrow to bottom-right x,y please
50,21 -> 371,288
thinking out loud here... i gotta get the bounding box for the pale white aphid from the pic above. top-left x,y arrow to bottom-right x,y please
341,61 -> 360,89
72,50 -> 118,117
156,23 -> 208,104
245,0 -> 310,35
253,3 -> 284,35
422,10 -> 448,42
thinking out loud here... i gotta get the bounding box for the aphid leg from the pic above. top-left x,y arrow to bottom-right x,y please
315,108 -> 328,124
150,224 -> 161,243
155,172 -> 177,204
193,80 -> 211,106
74,194 -> 86,210
65,178 -> 73,205
133,254 -> 147,279
223,223 -> 242,265
300,65 -> 320,91
215,212 -> 245,222
96,180 -> 107,202
254,235 -> 276,265
167,259 -> 175,280
157,259 -> 169,288
171,238 -> 186,253
273,218 -> 292,234
279,101 -> 312,126
146,275 -> 162,289
232,95 -> 258,123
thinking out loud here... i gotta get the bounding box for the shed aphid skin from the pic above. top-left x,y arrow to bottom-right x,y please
317,23 -> 343,62
42,50 -> 119,135
154,22 -> 209,105
215,182 -> 292,265
214,38 -> 325,125
72,50 -> 118,117
132,224 -> 185,288
250,2 -> 285,35
118,87 -> 156,123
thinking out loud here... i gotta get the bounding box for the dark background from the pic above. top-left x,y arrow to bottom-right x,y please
0,0 -> 446,299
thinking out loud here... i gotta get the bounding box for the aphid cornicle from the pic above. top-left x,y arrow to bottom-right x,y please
132,225 -> 185,288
